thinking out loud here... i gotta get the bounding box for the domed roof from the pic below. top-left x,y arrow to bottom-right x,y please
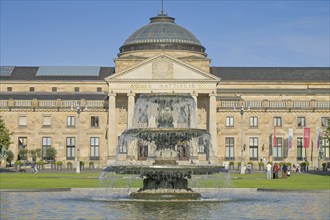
119,13 -> 205,54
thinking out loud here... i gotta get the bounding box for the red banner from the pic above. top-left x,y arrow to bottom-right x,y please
303,127 -> 310,148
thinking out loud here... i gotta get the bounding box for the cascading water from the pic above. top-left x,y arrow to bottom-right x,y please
101,93 -> 228,200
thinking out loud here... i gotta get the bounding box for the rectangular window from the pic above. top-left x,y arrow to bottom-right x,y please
297,117 -> 305,127
7,87 -> 12,92
52,87 -> 57,92
198,137 -> 205,153
43,116 -> 51,127
119,139 -> 127,153
67,116 -> 75,127
249,116 -> 258,127
225,137 -> 235,160
66,137 -> 75,160
91,116 -> 99,127
42,137 -> 52,160
19,116 -> 27,127
18,137 -> 27,160
74,87 -> 80,92
249,137 -> 258,161
90,137 -> 100,160
273,137 -> 282,161
297,137 -> 306,161
273,117 -> 282,127
97,87 -> 102,92
226,116 -> 234,127
321,117 -> 329,127
321,138 -> 330,160
29,87 -> 35,92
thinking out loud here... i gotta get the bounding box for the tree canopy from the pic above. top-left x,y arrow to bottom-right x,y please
0,116 -> 12,155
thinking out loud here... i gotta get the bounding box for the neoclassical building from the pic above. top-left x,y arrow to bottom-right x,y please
0,13 -> 329,169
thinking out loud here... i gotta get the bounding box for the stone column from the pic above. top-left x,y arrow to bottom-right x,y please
127,93 -> 135,128
191,91 -> 198,128
208,93 -> 218,156
108,93 -> 117,161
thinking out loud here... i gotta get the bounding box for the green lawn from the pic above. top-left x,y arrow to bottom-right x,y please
0,171 -> 329,190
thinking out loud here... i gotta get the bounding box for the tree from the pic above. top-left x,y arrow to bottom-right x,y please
18,148 -> 28,160
46,147 -> 57,161
28,148 -> 42,162
6,150 -> 14,166
0,116 -> 12,157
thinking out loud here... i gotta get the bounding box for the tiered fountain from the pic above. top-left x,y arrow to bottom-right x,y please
102,93 -> 227,200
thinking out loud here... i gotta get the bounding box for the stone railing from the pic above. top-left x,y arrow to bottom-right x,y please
218,100 -> 329,111
15,100 -> 32,107
39,100 -> 57,108
317,102 -> 330,109
0,99 -> 108,110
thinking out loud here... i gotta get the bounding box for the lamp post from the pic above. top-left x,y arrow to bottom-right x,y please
234,104 -> 249,174
71,101 -> 87,174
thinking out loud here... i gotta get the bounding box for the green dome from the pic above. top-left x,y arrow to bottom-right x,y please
119,14 -> 205,54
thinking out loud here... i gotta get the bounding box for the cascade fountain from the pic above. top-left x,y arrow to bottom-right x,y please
102,93 -> 227,200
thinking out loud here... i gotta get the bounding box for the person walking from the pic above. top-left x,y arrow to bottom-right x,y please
266,162 -> 272,180
282,162 -> 288,179
272,163 -> 279,179
246,163 -> 252,174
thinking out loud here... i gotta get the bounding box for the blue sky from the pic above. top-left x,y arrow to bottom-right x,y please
1,0 -> 329,67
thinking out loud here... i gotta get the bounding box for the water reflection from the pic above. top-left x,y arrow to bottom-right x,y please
1,190 -> 329,220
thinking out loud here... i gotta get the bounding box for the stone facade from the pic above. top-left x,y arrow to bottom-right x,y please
0,13 -> 329,170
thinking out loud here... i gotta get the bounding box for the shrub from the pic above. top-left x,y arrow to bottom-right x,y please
268,161 -> 273,165
322,163 -> 327,168
229,161 -> 234,166
67,162 -> 72,166
248,161 -> 254,165
36,160 -> 44,165
89,161 -> 94,166
287,162 -> 292,166
238,161 -> 241,166
80,161 -> 85,166
300,162 -> 306,167
258,161 -> 264,166
14,160 -> 22,165
279,162 -> 285,166
56,161 -> 63,166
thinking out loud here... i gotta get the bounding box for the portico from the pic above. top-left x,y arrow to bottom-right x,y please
105,54 -> 220,161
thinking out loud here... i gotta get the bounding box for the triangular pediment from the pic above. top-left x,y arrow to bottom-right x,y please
106,54 -> 220,82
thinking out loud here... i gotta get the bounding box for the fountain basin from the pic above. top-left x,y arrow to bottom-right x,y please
103,165 -> 228,175
103,165 -> 227,200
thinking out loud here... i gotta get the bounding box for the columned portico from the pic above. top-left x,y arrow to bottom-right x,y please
106,54 -> 221,163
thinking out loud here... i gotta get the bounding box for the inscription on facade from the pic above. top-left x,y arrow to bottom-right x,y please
130,83 -> 196,89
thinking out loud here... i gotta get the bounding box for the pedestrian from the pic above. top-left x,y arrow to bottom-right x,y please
273,163 -> 279,179
247,163 -> 252,174
266,162 -> 272,179
282,162 -> 288,179
296,163 -> 301,173
31,163 -> 38,173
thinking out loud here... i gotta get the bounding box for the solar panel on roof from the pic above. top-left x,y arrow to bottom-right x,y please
0,66 -> 15,76
36,66 -> 101,76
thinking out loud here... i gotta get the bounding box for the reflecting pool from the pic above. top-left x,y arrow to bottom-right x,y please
1,188 -> 329,220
